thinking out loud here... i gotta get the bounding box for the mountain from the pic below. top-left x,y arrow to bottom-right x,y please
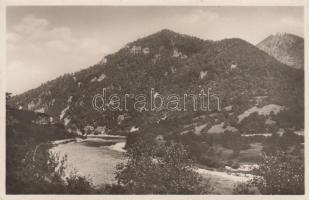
8,29 -> 304,166
257,33 -> 304,69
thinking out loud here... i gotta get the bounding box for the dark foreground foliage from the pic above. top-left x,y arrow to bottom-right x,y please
233,151 -> 304,195
6,107 -> 94,194
115,139 -> 212,194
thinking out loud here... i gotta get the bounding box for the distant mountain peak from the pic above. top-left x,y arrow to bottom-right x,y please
257,33 -> 304,69
157,28 -> 177,34
273,32 -> 301,38
134,29 -> 201,43
121,29 -> 209,58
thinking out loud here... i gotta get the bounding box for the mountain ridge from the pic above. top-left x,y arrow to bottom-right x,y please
257,33 -> 304,69
8,29 -> 303,139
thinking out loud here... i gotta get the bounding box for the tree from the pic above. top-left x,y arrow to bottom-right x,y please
233,151 -> 304,195
6,92 -> 12,101
115,140 -> 212,194
7,142 -> 94,194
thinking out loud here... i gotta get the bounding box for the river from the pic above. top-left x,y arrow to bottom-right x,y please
51,136 -> 254,194
51,136 -> 126,188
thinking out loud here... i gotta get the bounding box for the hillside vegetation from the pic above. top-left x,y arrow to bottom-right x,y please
7,30 -> 304,193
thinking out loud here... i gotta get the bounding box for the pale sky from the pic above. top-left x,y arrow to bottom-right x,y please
6,6 -> 303,94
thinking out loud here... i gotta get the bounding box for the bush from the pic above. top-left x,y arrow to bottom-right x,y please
199,155 -> 224,168
115,140 -> 212,194
66,172 -> 94,194
7,143 -> 95,194
231,162 -> 240,169
233,151 -> 304,195
252,152 -> 304,194
96,184 -> 128,194
233,182 -> 256,194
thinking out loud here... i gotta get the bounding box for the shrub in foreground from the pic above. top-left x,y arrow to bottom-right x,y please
233,151 -> 304,195
115,140 -> 212,194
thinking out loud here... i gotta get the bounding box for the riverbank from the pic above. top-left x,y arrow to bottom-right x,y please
51,136 -> 257,194
50,136 -> 125,187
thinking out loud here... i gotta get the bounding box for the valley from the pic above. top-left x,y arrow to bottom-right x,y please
6,29 -> 304,194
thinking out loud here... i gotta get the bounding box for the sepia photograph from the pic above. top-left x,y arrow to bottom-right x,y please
4,3 -> 305,197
